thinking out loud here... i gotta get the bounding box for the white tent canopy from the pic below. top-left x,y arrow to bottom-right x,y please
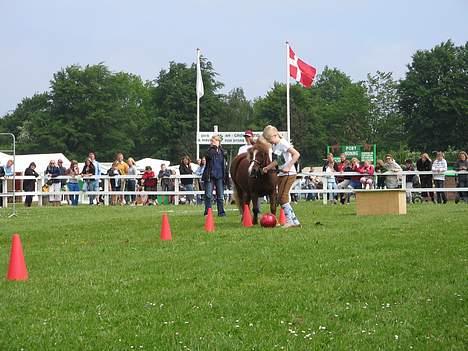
135,158 -> 170,173
0,153 -> 71,174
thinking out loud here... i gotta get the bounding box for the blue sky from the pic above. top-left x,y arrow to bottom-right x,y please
1,0 -> 467,115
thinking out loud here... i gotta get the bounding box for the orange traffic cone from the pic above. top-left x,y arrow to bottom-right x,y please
7,234 -> 28,281
160,213 -> 172,240
204,208 -> 215,232
242,204 -> 253,227
278,207 -> 286,225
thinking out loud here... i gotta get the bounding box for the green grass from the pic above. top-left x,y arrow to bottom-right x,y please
0,202 -> 467,350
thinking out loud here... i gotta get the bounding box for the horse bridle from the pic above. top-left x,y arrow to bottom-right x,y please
248,150 -> 270,178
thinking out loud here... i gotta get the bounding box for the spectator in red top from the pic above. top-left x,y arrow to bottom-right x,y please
350,157 -> 362,189
141,166 -> 158,205
359,160 -> 375,189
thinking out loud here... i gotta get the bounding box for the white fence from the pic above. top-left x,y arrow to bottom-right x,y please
1,171 -> 467,207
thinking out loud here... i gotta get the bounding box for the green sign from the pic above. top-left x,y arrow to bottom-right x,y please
326,144 -> 377,165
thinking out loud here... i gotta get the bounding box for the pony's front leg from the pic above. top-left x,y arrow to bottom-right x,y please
269,191 -> 277,216
252,195 -> 260,225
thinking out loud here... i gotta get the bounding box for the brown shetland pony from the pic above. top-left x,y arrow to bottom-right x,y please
230,138 -> 278,224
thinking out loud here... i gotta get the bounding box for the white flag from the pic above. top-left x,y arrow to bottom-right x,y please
196,49 -> 204,99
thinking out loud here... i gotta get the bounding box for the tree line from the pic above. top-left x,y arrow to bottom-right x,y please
1,40 -> 466,166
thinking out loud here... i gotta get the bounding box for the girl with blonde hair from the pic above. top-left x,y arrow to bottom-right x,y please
262,125 -> 301,228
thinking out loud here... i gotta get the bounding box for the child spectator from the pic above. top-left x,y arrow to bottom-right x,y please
403,159 -> 415,203
432,151 -> 447,204
359,160 -> 375,189
141,166 -> 158,205
107,161 -> 120,205
322,154 -> 338,203
455,151 -> 468,204
337,159 -> 353,204
374,160 -> 387,189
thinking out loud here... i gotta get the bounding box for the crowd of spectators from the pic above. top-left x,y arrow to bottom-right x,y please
0,148 -> 467,207
302,150 -> 468,205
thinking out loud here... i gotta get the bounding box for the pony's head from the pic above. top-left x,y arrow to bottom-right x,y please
247,137 -> 272,178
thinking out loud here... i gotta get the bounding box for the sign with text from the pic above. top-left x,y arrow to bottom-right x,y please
326,144 -> 377,164
198,131 -> 288,144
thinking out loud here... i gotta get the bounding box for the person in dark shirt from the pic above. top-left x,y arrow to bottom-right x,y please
416,153 -> 434,203
202,135 -> 228,216
23,162 -> 39,207
179,155 -> 194,204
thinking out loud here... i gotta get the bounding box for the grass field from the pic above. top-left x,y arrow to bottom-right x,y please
0,202 -> 467,350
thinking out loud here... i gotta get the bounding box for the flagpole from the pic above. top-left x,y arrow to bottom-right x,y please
196,48 -> 200,160
286,41 -> 291,142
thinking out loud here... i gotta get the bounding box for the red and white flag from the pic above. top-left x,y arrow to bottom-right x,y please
288,46 -> 316,88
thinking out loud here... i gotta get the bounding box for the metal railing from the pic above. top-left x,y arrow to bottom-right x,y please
1,170 -> 467,207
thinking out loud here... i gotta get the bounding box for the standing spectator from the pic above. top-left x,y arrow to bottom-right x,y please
57,159 -> 67,204
202,134 -> 228,217
0,164 -> 4,207
359,160 -> 375,189
349,158 -> 362,189
115,153 -> 129,205
141,166 -> 158,205
4,159 -> 14,203
374,160 -> 387,189
416,153 -> 435,203
383,154 -> 402,189
126,157 -> 138,206
23,162 -> 39,207
158,164 -> 172,191
194,157 -> 206,205
66,160 -> 80,206
46,160 -> 61,206
322,154 -> 338,203
455,151 -> 468,204
262,125 -> 301,228
237,129 -> 255,155
158,163 -> 174,204
107,161 -> 120,206
335,153 -> 347,185
432,151 -> 448,204
337,159 -> 353,204
88,152 -> 101,205
403,159 -> 415,203
5,159 -> 14,176
81,158 -> 96,205
179,155 -> 195,204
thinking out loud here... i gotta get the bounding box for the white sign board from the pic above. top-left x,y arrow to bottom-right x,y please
197,131 -> 288,144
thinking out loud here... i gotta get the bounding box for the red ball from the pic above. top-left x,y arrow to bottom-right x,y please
260,213 -> 277,228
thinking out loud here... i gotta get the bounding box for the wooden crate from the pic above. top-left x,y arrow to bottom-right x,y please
355,189 -> 407,216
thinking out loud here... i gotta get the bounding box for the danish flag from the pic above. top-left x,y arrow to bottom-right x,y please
289,46 -> 316,88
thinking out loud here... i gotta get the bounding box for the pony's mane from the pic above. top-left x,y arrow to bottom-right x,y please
247,137 -> 271,161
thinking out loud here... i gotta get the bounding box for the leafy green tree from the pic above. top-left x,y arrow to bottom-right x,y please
49,64 -> 150,160
399,40 -> 468,151
365,71 -> 406,151
313,67 -> 371,146
145,58 -> 225,162
0,93 -> 52,153
220,88 -> 253,131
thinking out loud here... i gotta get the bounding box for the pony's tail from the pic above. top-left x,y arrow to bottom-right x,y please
232,184 -> 242,213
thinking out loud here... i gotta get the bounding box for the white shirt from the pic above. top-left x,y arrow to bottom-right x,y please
273,139 -> 296,176
237,144 -> 252,155
432,159 -> 447,181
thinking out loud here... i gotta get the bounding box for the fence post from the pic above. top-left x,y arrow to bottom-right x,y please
174,177 -> 179,205
322,175 -> 328,205
104,178 -> 109,206
37,177 -> 43,207
1,178 -> 6,208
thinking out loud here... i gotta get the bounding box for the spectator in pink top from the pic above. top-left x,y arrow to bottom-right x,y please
359,160 -> 375,189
